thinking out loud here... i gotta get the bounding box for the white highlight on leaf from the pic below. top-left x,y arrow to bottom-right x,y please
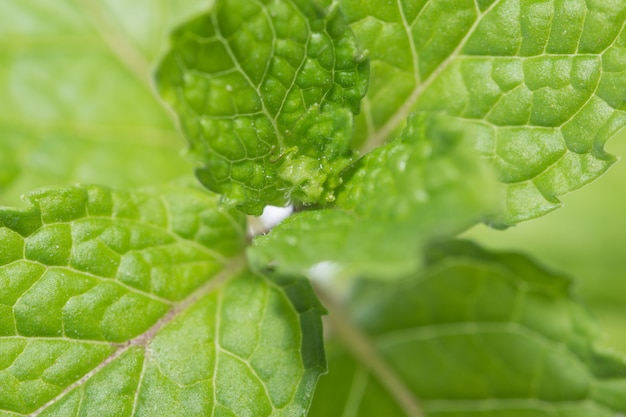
260,205 -> 293,228
248,205 -> 293,236
309,261 -> 342,286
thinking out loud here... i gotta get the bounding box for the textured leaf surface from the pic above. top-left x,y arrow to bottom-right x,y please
156,0 -> 368,214
339,0 -> 626,225
250,115 -> 495,278
0,185 -> 325,416
0,0 -> 206,205
465,133 -> 626,352
309,241 -> 626,416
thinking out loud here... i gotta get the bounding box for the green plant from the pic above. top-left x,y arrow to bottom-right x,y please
2,0 -> 626,416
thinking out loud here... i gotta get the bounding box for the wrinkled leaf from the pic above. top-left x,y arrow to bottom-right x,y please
249,114 -> 496,278
339,0 -> 626,225
465,130 -> 626,352
0,0 -> 205,204
156,0 -> 368,214
309,240 -> 626,416
0,185 -> 325,416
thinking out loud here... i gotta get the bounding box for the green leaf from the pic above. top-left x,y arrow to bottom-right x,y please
249,114 -> 496,279
155,0 -> 368,215
0,185 -> 325,416
0,0 -> 205,205
465,132 -> 626,352
309,240 -> 626,417
339,0 -> 626,225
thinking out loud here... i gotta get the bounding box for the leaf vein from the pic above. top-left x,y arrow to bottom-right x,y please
361,0 -> 503,152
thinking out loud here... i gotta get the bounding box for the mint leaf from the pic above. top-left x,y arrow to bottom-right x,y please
309,241 -> 626,416
155,0 -> 368,214
339,0 -> 626,225
0,1 -> 199,204
466,136 -> 626,352
0,185 -> 325,415
249,114 -> 496,278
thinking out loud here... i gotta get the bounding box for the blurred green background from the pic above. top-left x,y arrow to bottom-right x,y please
0,1 -> 206,207
465,131 -> 626,354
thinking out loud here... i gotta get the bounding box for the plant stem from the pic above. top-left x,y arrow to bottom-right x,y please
315,285 -> 426,417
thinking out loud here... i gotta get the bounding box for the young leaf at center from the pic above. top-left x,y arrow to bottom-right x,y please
156,0 -> 369,215
249,114 -> 496,279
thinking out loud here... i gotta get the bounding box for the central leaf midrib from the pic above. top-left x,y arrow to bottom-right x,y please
360,0 -> 502,153
119,254 -> 246,346
316,285 -> 425,417
30,255 -> 247,416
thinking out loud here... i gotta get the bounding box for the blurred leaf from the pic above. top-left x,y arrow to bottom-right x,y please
0,0 -> 209,204
465,129 -> 626,352
309,241 -> 626,417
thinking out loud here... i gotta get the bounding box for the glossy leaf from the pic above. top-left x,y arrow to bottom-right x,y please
156,0 -> 368,214
0,0 -> 204,205
0,185 -> 325,416
309,241 -> 626,416
339,0 -> 626,225
249,114 -> 496,278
